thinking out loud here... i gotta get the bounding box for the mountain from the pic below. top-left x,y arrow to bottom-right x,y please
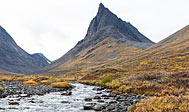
39,3 -> 154,73
32,53 -> 51,64
0,26 -> 49,74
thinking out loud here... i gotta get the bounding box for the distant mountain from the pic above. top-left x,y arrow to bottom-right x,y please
32,53 -> 51,64
38,3 -> 154,73
0,26 -> 49,74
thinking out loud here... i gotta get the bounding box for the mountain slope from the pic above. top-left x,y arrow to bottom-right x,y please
0,26 -> 49,74
32,53 -> 51,64
116,25 -> 189,69
66,25 -> 189,108
40,3 -> 154,73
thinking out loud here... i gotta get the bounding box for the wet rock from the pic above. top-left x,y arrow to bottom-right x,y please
93,96 -> 101,99
109,100 -> 117,104
108,93 -> 116,97
124,101 -> 132,106
106,89 -> 112,92
29,100 -> 35,103
83,103 -> 96,110
93,104 -> 104,111
39,100 -> 44,103
8,107 -> 18,110
101,94 -> 108,97
0,107 -> 5,110
61,101 -> 70,104
20,94 -> 29,97
96,92 -> 102,94
97,99 -> 105,103
84,98 -> 92,102
103,97 -> 109,99
8,101 -> 19,105
61,91 -> 72,96
92,87 -> 105,91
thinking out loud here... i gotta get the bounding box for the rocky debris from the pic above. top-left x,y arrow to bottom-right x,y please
84,97 -> 92,102
92,87 -> 105,91
0,81 -> 145,112
61,90 -> 72,96
8,101 -> 19,105
93,104 -> 105,111
61,101 -> 70,104
83,87 -> 145,111
0,81 -> 71,98
29,100 -> 35,103
83,103 -> 96,110
93,96 -> 101,100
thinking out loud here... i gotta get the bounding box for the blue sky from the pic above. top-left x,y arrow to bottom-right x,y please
0,0 -> 188,60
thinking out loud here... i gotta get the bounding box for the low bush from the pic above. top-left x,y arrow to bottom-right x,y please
100,77 -> 112,85
51,82 -> 71,88
22,80 -> 39,86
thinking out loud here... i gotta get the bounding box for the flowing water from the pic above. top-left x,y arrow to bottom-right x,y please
0,82 -> 107,112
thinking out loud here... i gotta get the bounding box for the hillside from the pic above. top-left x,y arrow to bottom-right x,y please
66,25 -> 188,112
0,26 -> 50,74
39,3 -> 154,74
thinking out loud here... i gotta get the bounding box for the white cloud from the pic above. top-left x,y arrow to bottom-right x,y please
0,0 -> 188,60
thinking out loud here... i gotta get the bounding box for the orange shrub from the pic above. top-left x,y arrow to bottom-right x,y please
22,80 -> 39,86
39,80 -> 51,85
51,82 -> 71,88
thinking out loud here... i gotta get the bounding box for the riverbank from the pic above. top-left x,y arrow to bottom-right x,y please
0,81 -> 72,98
0,82 -> 147,112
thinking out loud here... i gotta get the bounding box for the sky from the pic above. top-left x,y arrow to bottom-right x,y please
0,0 -> 188,61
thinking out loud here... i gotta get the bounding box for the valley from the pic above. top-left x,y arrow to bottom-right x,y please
0,2 -> 188,112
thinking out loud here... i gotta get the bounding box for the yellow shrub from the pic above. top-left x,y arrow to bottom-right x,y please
51,82 -> 71,88
0,86 -> 4,91
22,80 -> 39,86
39,80 -> 51,85
140,61 -> 148,66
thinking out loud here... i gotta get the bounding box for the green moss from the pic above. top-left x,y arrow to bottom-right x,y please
100,77 -> 112,85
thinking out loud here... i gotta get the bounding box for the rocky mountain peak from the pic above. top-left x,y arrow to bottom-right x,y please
85,3 -> 153,43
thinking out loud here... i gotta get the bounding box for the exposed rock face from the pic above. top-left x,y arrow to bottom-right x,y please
0,26 -> 49,74
85,3 -> 153,43
39,3 -> 154,73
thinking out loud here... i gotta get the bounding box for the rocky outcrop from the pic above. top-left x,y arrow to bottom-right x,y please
0,26 -> 49,74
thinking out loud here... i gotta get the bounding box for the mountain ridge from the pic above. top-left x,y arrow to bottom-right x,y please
0,25 -> 50,74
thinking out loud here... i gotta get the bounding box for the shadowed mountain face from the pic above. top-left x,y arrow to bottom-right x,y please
0,26 -> 49,74
32,53 -> 51,64
39,3 -> 154,73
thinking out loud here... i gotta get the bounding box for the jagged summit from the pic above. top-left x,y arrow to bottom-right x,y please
84,3 -> 153,43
